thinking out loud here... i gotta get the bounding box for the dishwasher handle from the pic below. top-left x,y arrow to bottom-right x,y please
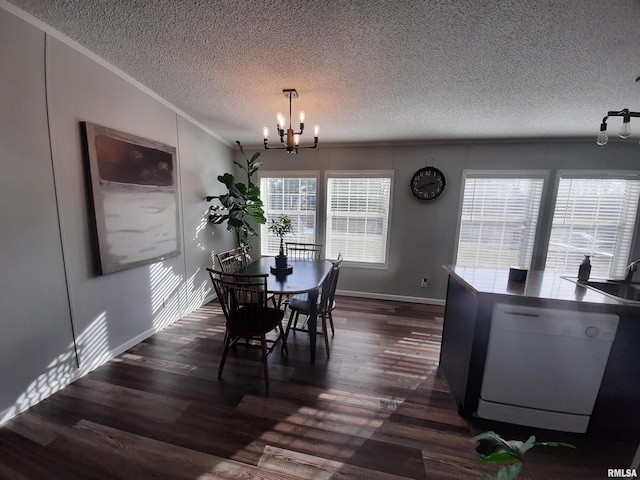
502,311 -> 540,318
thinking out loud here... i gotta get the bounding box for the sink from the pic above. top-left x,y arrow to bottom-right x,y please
584,280 -> 640,302
561,276 -> 640,303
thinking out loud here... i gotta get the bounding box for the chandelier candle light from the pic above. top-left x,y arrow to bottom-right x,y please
263,89 -> 319,154
596,76 -> 640,146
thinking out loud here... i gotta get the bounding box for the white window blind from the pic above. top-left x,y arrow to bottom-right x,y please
545,176 -> 640,278
456,176 -> 544,268
260,176 -> 317,256
326,173 -> 393,266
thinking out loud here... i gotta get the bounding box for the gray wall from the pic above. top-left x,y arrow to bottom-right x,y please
0,7 -> 235,423
247,141 -> 640,303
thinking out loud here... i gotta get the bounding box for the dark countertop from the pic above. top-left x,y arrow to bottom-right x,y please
443,264 -> 640,314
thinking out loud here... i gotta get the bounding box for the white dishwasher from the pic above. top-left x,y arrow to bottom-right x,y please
477,303 -> 619,433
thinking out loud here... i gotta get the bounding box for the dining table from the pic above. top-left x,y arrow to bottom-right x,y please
240,256 -> 333,364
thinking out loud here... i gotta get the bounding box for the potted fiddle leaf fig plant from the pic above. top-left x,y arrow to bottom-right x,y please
208,142 -> 266,248
268,214 -> 293,272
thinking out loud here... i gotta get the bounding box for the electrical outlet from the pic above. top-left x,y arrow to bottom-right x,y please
421,278 -> 428,288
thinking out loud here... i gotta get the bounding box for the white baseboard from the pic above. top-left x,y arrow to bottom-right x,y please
202,292 -> 217,305
336,289 -> 445,306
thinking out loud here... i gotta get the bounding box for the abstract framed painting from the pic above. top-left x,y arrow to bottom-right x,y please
82,122 -> 180,275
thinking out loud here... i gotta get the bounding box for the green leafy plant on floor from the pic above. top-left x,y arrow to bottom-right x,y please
268,214 -> 294,257
208,141 -> 266,247
472,431 -> 576,480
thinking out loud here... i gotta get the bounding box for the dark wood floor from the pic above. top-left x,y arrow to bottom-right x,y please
1,296 -> 637,479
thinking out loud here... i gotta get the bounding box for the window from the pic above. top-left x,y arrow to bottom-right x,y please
325,171 -> 393,266
544,174 -> 640,278
455,173 -> 545,269
260,173 -> 318,256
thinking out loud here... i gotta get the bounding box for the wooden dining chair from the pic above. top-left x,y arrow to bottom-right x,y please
215,245 -> 250,273
285,242 -> 323,261
207,268 -> 287,389
285,255 -> 343,357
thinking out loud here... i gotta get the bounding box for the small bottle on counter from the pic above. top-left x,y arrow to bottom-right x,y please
578,255 -> 591,282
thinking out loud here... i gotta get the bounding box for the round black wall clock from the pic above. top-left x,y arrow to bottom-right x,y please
410,166 -> 446,201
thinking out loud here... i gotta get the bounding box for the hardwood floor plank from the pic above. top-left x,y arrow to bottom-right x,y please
3,412 -> 69,446
258,444 -> 414,480
58,377 -> 191,423
48,420 -> 303,480
0,428 -> 92,479
347,437 -> 430,480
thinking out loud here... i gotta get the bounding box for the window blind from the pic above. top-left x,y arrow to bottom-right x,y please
260,176 -> 317,256
326,175 -> 392,265
545,177 -> 640,278
456,176 -> 544,268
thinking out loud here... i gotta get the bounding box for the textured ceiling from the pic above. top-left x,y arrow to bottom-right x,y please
6,0 -> 640,148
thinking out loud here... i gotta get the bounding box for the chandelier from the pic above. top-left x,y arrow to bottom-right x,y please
597,76 -> 640,146
263,89 -> 319,154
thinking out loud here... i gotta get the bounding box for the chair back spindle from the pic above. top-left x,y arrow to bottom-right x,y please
215,246 -> 251,273
285,242 -> 323,261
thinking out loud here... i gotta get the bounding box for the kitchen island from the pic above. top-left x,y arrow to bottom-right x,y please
440,265 -> 640,434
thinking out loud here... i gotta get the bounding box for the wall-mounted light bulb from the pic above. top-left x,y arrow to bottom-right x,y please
313,124 -> 320,137
299,111 -> 305,123
620,117 -> 631,139
263,127 -> 269,139
597,122 -> 608,146
597,131 -> 608,146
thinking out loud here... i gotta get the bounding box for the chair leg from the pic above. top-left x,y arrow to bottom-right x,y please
285,309 -> 295,343
321,314 -> 330,357
218,332 -> 232,380
279,322 -> 288,356
260,333 -> 269,389
328,311 -> 335,335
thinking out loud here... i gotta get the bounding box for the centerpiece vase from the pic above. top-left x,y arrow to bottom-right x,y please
271,239 -> 292,275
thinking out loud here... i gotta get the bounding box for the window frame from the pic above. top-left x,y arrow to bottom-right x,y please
453,170 -> 549,270
324,170 -> 394,269
258,170 -> 320,257
542,170 -> 640,279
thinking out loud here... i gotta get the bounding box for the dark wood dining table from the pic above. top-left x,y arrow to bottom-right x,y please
240,257 -> 333,364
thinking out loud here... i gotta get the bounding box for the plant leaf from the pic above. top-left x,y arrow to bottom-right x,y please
217,173 -> 235,188
480,453 -> 519,464
506,435 -> 536,459
485,463 -> 522,480
472,431 -> 508,458
235,183 -> 247,194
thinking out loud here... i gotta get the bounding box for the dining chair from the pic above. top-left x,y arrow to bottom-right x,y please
215,245 -> 251,273
285,255 -> 343,357
207,268 -> 287,389
285,242 -> 324,261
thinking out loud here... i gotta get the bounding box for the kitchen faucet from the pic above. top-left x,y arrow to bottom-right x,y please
624,258 -> 640,282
